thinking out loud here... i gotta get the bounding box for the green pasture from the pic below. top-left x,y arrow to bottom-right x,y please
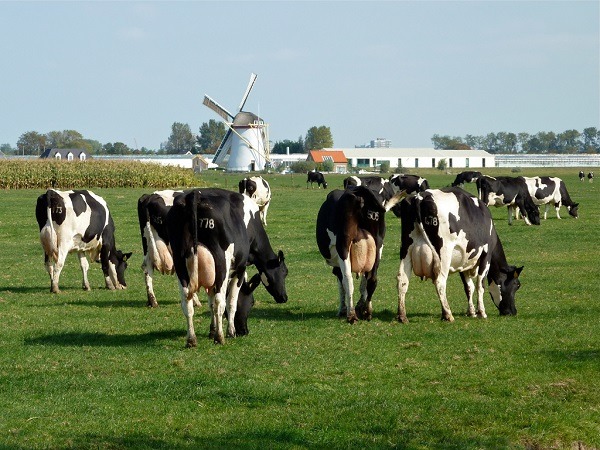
1,168 -> 599,449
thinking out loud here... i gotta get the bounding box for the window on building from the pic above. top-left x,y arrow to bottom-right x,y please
482,158 -> 486,168
79,153 -> 86,161
432,158 -> 436,168
357,158 -> 370,167
54,153 -> 61,160
466,158 -> 470,168
449,158 -> 453,168
67,153 -> 74,161
323,155 -> 333,162
415,158 -> 419,168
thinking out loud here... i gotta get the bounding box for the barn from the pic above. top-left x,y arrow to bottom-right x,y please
39,148 -> 91,161
307,150 -> 348,173
322,148 -> 494,171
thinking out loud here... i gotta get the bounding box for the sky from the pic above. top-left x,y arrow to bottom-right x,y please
0,1 -> 598,151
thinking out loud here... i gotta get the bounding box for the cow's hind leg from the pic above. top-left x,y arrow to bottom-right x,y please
142,259 -> 158,307
356,274 -> 374,321
78,251 -> 91,291
332,267 -> 347,318
396,256 -> 412,323
475,275 -> 487,319
460,272 -> 476,317
50,249 -> 68,293
179,282 -> 197,348
225,276 -> 242,339
433,275 -> 454,322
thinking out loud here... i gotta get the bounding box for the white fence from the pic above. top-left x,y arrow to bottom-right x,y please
495,154 -> 600,168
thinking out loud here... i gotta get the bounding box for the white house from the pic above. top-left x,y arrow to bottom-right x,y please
325,148 -> 495,170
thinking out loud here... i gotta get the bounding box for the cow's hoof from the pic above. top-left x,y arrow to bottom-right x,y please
186,336 -> 197,348
82,284 -> 90,291
396,315 -> 409,324
146,297 -> 158,308
466,310 -> 477,318
477,312 -> 487,319
346,313 -> 359,324
50,285 -> 60,294
442,314 -> 455,322
214,334 -> 225,345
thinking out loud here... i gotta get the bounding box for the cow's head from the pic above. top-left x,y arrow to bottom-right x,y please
260,250 -> 288,303
113,250 -> 132,288
234,273 -> 261,336
568,203 -> 579,218
522,197 -> 541,225
489,265 -> 523,315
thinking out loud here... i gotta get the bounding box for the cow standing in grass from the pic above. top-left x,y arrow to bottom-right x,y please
477,176 -> 541,225
167,188 -> 288,346
36,189 -> 131,293
519,176 -> 579,220
239,176 -> 272,226
396,187 -> 523,323
316,186 -> 404,322
307,170 -> 328,189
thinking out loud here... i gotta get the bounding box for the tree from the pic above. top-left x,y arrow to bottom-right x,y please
582,127 -> 599,153
304,126 -> 333,151
0,143 -> 14,155
17,131 -> 46,155
290,160 -> 315,173
557,130 -> 581,154
166,122 -> 196,154
437,159 -> 447,171
197,119 -> 226,153
272,137 -> 305,154
431,134 -> 469,149
379,160 -> 390,173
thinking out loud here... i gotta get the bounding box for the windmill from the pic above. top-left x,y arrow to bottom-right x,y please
203,73 -> 270,172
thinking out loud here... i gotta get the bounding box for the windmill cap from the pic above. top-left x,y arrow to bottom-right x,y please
233,111 -> 263,127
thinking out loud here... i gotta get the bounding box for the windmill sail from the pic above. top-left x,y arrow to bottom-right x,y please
203,95 -> 234,121
238,73 -> 257,111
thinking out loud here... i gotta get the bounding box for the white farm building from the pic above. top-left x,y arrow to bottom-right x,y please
324,148 -> 495,170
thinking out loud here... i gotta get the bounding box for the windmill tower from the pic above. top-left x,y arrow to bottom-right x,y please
203,73 -> 270,172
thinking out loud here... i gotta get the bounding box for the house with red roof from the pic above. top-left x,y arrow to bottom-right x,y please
307,150 -> 348,173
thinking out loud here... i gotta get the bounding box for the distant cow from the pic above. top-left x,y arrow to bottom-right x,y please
397,187 -> 523,323
316,186 -> 404,323
167,188 -> 288,346
389,174 -> 429,195
451,171 -> 482,187
307,170 -> 328,189
579,171 -> 585,182
477,176 -> 541,225
239,176 -> 272,226
519,176 -> 579,220
36,189 -> 131,293
588,172 -> 594,183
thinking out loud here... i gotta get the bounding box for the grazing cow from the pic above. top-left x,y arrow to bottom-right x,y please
307,170 -> 328,189
239,176 -> 272,226
389,174 -> 430,195
316,186 -> 404,323
451,171 -> 483,187
138,190 -> 203,308
579,171 -> 585,182
477,176 -> 541,225
396,187 -> 523,323
588,172 -> 594,183
167,188 -> 288,346
36,189 -> 131,293
519,176 -> 579,220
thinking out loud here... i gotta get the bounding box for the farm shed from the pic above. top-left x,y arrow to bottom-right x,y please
323,148 -> 494,170
307,150 -> 348,173
39,148 -> 91,161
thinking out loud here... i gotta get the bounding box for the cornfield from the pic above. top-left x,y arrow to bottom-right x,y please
0,159 -> 201,189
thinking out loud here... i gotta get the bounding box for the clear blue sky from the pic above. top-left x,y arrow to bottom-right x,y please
1,1 -> 598,150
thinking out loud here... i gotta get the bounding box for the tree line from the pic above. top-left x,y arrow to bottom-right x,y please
4,123 -> 597,157
432,127 -> 600,154
3,122 -> 334,156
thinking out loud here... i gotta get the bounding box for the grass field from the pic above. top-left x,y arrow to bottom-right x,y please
1,167 -> 599,449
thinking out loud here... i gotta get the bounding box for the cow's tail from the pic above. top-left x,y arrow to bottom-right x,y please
140,198 -> 161,272
40,190 -> 59,261
185,190 -> 201,298
413,193 -> 442,276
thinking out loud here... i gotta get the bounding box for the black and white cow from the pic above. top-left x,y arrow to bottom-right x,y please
396,187 -> 523,323
316,186 -> 404,323
239,176 -> 272,226
167,188 -> 288,346
389,174 -> 430,195
588,172 -> 594,183
579,171 -> 585,182
477,176 -> 541,225
519,176 -> 579,220
307,170 -> 328,189
451,171 -> 482,187
138,190 -> 203,308
36,189 -> 131,293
